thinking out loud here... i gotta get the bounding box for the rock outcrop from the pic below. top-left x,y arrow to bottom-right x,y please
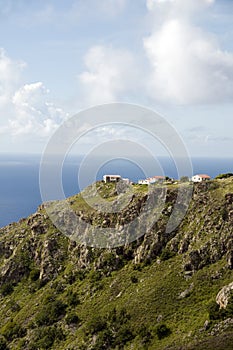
216,282 -> 233,309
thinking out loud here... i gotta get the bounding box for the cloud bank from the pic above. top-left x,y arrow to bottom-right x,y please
144,0 -> 233,104
79,45 -> 139,105
77,0 -> 233,105
0,50 -> 67,139
1,0 -> 233,149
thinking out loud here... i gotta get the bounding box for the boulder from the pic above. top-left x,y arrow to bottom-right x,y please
216,282 -> 233,309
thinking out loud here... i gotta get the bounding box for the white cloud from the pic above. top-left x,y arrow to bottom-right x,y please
9,82 -> 68,137
79,45 -> 139,105
0,49 -> 68,139
0,48 -> 25,109
144,0 -> 233,104
146,0 -> 214,14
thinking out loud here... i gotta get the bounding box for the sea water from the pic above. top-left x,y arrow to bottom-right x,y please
0,154 -> 232,228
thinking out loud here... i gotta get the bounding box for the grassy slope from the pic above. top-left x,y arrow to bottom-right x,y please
0,179 -> 232,349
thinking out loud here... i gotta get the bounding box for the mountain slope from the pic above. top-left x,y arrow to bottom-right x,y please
0,179 -> 233,349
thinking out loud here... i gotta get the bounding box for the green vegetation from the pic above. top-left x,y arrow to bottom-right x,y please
155,324 -> 172,340
180,176 -> 190,182
35,299 -> 67,326
0,283 -> 14,296
208,293 -> 233,321
0,178 -> 232,349
215,173 -> 233,179
0,336 -> 9,350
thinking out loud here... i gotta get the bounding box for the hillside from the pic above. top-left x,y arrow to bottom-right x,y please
0,178 -> 233,349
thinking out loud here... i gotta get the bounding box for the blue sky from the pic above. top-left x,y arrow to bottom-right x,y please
0,0 -> 233,157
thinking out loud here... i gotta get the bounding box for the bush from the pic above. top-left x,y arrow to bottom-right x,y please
0,336 -> 9,350
114,326 -> 134,346
0,283 -> 14,296
208,181 -> 219,190
66,290 -> 80,306
138,325 -> 152,345
130,275 -> 138,283
180,176 -> 190,183
208,294 -> 233,321
221,207 -> 228,221
1,320 -> 26,341
89,270 -> 102,283
86,308 -> 134,349
155,324 -> 171,340
29,268 -> 40,281
35,299 -> 67,326
86,315 -> 107,335
160,248 -> 175,261
225,292 -> 233,317
29,325 -> 65,350
92,329 -> 113,350
66,312 -> 80,325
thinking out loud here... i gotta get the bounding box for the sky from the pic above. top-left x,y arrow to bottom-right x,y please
0,0 -> 233,157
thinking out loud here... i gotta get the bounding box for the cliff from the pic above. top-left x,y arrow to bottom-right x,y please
0,178 -> 233,349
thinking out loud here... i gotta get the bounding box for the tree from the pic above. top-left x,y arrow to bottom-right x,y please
180,176 -> 190,183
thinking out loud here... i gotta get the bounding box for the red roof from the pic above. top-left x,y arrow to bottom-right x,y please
197,174 -> 211,179
153,176 -> 165,179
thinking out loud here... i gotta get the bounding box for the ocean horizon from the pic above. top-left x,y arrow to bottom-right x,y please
0,153 -> 232,228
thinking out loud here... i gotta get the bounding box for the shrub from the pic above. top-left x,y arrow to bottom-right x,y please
114,326 -> 134,346
208,181 -> 219,190
180,176 -> 190,183
89,308 -> 134,349
208,301 -> 226,320
226,293 -> 233,317
29,268 -> 40,281
66,312 -> 80,325
86,315 -> 107,335
92,329 -> 113,350
0,336 -> 9,350
35,299 -> 67,326
89,270 -> 102,283
29,325 -> 65,350
138,325 -> 152,345
66,290 -> 80,306
221,207 -> 228,221
0,283 -> 14,296
155,324 -> 171,340
160,248 -> 175,261
130,275 -> 138,283
1,320 -> 26,341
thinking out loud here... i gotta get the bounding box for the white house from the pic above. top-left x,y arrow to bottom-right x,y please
138,176 -> 165,185
103,175 -> 122,183
191,174 -> 211,182
138,179 -> 150,185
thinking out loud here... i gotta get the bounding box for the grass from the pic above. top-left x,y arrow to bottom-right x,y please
0,178 -> 233,349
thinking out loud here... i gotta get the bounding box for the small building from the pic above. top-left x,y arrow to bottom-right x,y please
138,179 -> 150,185
103,175 -> 122,183
138,175 -> 166,185
191,174 -> 211,183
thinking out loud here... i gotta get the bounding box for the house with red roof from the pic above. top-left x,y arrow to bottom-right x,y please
191,174 -> 211,183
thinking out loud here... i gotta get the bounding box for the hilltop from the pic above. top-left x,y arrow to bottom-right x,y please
0,178 -> 233,349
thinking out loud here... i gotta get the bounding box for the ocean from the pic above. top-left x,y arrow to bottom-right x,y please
0,154 -> 232,228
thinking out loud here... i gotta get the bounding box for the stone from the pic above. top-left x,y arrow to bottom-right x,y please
216,282 -> 233,309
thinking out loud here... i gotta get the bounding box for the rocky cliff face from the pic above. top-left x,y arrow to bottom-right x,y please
0,179 -> 232,350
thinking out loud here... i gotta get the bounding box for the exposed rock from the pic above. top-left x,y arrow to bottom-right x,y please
209,318 -> 233,336
216,282 -> 233,309
178,283 -> 194,299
